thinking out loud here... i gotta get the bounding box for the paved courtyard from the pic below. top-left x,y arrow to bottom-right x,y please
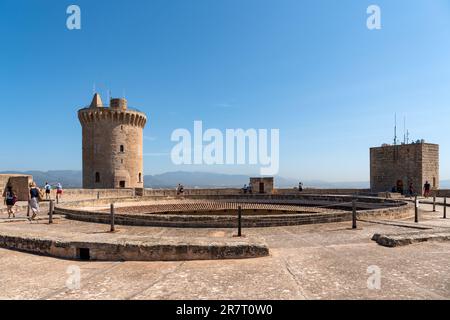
0,202 -> 449,300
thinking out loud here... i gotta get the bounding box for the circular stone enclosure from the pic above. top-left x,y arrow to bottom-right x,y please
56,194 -> 412,228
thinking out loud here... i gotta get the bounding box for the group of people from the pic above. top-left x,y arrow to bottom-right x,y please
241,183 -> 253,194
44,182 -> 64,200
3,181 -> 63,221
392,181 -> 432,198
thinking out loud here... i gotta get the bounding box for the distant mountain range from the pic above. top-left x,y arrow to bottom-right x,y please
2,169 -> 448,189
1,170 -> 369,189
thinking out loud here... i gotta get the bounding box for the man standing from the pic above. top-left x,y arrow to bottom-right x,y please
44,182 -> 52,200
423,181 -> 431,198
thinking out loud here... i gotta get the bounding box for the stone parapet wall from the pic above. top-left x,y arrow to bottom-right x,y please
274,188 -> 370,195
436,189 -> 450,197
0,233 -> 269,261
54,188 -> 134,201
143,188 -> 371,197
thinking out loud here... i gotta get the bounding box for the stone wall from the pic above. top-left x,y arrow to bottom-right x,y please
57,188 -> 134,201
436,189 -> 450,198
57,194 -> 410,228
143,188 -> 370,197
370,143 -> 439,193
275,188 -> 370,195
0,234 -> 269,261
0,174 -> 33,201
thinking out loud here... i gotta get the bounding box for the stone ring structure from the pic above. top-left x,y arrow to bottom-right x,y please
56,194 -> 412,228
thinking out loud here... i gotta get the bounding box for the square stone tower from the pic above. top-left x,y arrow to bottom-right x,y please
370,142 -> 439,193
250,177 -> 274,194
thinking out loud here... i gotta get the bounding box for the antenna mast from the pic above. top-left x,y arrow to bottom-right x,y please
394,113 -> 397,145
403,116 -> 406,144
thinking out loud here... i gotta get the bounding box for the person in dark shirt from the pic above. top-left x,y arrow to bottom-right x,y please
408,183 -> 415,199
28,182 -> 41,221
423,181 -> 431,198
5,186 -> 17,218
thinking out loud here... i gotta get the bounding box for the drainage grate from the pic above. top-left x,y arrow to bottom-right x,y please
77,248 -> 90,261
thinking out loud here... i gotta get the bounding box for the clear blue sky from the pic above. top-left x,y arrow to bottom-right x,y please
1,0 -> 449,181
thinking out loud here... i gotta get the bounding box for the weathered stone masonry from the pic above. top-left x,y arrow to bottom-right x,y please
370,142 -> 439,193
78,94 -> 147,189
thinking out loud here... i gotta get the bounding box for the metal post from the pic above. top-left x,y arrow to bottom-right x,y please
49,200 -> 54,224
433,196 -> 436,212
56,194 -> 59,205
27,201 -> 30,217
238,206 -> 242,237
414,196 -> 419,223
352,200 -> 357,229
110,203 -> 115,232
444,198 -> 447,219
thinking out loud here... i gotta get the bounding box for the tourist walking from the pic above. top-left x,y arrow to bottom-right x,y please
56,182 -> 63,202
28,182 -> 41,221
423,181 -> 431,198
408,182 -> 415,198
298,182 -> 303,192
4,185 -> 17,218
44,182 -> 52,200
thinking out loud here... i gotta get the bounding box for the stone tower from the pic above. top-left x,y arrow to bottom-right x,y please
370,142 -> 439,194
78,93 -> 147,189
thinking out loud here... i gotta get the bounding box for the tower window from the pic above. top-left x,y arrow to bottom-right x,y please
139,173 -> 142,183
120,145 -> 124,153
95,172 -> 100,183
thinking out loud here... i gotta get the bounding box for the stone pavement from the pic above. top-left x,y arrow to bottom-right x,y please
0,202 -> 449,299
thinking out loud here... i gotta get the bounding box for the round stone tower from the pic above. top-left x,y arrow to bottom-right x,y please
78,93 -> 147,189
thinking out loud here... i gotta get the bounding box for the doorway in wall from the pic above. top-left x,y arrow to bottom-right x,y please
259,182 -> 265,194
119,181 -> 126,188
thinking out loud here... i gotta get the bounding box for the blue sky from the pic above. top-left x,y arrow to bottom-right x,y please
1,0 -> 449,181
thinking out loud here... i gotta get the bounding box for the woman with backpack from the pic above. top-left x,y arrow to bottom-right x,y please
28,182 -> 41,221
5,185 -> 17,218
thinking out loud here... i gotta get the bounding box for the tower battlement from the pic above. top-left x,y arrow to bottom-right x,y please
78,93 -> 147,189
